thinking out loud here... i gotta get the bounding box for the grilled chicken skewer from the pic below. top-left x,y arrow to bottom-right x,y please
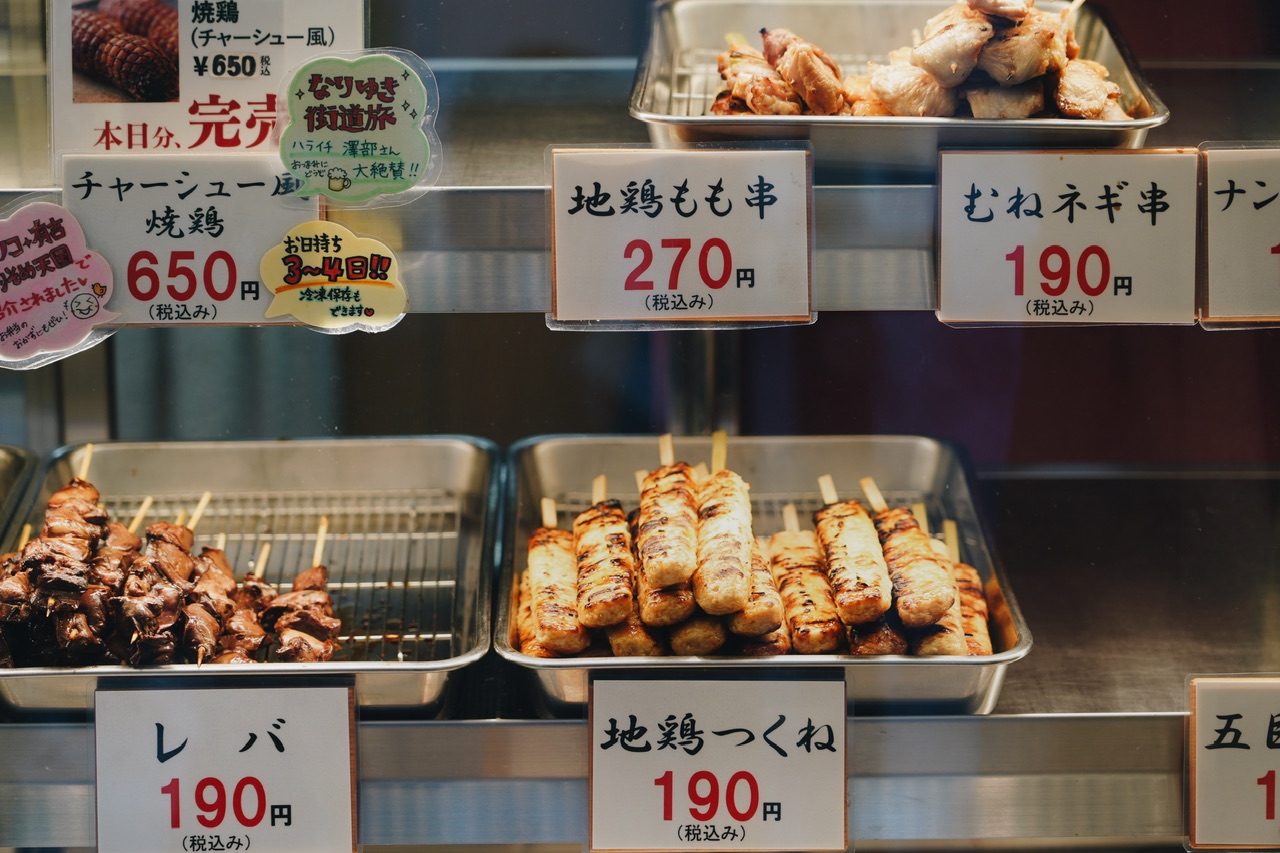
860,477 -> 955,629
769,504 -> 842,655
943,519 -> 994,656
692,431 -> 752,616
574,475 -> 637,629
760,27 -> 845,115
813,474 -> 894,626
527,497 -> 591,654
636,434 -> 700,589
269,516 -> 338,663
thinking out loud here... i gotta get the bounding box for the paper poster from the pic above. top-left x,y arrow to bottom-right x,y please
0,200 -> 118,369
260,220 -> 405,332
279,50 -> 440,204
50,0 -> 365,170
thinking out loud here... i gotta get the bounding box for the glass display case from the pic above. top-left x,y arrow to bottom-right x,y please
2,1 -> 1279,849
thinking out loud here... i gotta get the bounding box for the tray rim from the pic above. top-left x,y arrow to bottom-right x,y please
493,432 -> 1034,672
0,436 -> 502,707
629,0 -> 1171,133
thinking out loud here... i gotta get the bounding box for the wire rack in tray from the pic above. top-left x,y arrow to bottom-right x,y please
105,487 -> 465,664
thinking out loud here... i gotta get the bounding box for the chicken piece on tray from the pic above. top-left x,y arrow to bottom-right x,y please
219,608 -> 267,656
716,41 -> 804,116
0,552 -> 35,623
264,588 -> 341,640
1055,58 -> 1123,119
962,79 -> 1046,118
870,62 -> 958,117
977,6 -> 1068,86
233,572 -> 277,613
145,521 -> 198,589
276,627 -> 334,662
760,28 -> 844,116
965,0 -> 1029,20
841,74 -> 894,116
91,521 -> 141,593
912,4 -> 994,88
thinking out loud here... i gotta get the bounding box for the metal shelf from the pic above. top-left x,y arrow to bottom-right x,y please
3,60 -> 1275,315
0,713 -> 1184,848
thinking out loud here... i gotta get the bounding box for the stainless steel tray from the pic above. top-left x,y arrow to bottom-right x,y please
0,446 -> 33,546
630,0 -> 1170,181
494,434 -> 1032,715
0,438 -> 497,713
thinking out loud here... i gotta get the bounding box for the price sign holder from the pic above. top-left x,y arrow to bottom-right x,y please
1188,675 -> 1280,850
548,143 -> 815,331
1199,142 -> 1280,328
938,148 -> 1199,326
588,668 -> 847,852
95,678 -> 357,853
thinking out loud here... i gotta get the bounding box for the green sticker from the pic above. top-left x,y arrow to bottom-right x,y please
280,53 -> 432,203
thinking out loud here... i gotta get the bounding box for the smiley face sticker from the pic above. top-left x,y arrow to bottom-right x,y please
280,51 -> 441,205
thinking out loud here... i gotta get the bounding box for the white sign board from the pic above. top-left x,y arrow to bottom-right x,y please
1202,147 -> 1280,323
589,677 -> 847,852
50,0 -> 365,169
938,150 -> 1199,325
95,686 -> 356,853
550,147 -> 813,326
63,152 -> 319,324
1189,677 -> 1280,849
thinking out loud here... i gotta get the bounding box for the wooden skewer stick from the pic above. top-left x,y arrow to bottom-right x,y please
186,491 -> 213,533
75,443 -> 93,481
312,516 -> 329,568
817,474 -> 839,506
859,476 -> 889,514
692,462 -> 709,483
126,496 -> 154,535
16,522 -> 31,551
1066,0 -> 1086,20
591,474 -> 607,505
710,430 -> 728,475
912,502 -> 929,536
634,469 -> 648,494
781,502 -> 801,533
658,433 -> 675,467
173,510 -> 188,528
540,496 -> 559,530
215,532 -> 227,551
942,519 -> 960,564
251,541 -> 272,579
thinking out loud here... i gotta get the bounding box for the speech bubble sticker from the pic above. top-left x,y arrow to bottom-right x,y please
260,220 -> 406,333
0,200 -> 119,370
279,51 -> 440,205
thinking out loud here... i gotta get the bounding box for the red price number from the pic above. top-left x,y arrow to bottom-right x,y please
654,769 -> 760,822
624,238 -> 733,291
1005,244 -> 1113,298
160,776 -> 267,829
127,250 -> 237,302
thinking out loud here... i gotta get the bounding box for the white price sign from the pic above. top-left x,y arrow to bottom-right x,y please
63,152 -> 319,325
1189,677 -> 1280,849
550,147 -> 813,326
589,677 -> 847,852
95,686 -> 356,853
938,149 -> 1199,325
1202,147 -> 1280,323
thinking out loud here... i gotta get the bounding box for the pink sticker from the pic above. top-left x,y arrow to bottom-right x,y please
0,201 -> 117,365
